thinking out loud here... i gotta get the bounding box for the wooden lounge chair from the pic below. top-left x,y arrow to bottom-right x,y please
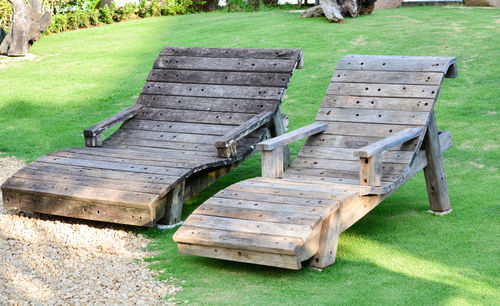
173,55 -> 457,269
1,46 -> 304,226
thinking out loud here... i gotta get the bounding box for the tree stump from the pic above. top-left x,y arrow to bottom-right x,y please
0,0 -> 51,57
301,0 -> 376,23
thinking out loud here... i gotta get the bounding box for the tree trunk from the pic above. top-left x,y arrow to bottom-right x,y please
0,0 -> 51,57
301,0 -> 376,23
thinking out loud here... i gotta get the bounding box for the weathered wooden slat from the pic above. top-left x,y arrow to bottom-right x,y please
147,69 -> 292,87
205,197 -> 331,217
331,70 -> 444,85
316,108 -> 429,126
12,168 -> 167,196
327,83 -> 439,99
136,95 -> 278,115
25,161 -> 178,185
154,56 -> 296,73
111,129 -> 220,145
160,46 -> 302,60
354,128 -> 421,158
321,95 -> 435,112
121,119 -> 234,135
49,151 -> 199,169
225,182 -> 344,200
193,204 -> 321,226
135,108 -> 256,125
2,177 -> 157,207
285,167 -> 401,182
2,190 -> 155,226
177,243 -> 301,270
290,157 -> 407,174
336,55 -> 456,75
173,225 -> 301,255
37,155 -> 190,176
213,189 -> 334,208
104,144 -> 217,157
104,137 -> 217,153
257,123 -> 327,151
142,82 -> 285,100
184,214 -> 313,241
319,121 -> 423,138
298,146 -> 414,163
253,177 -> 371,194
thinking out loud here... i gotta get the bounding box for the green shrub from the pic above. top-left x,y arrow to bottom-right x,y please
88,9 -> 100,25
115,2 -> 137,21
137,0 -> 149,18
99,4 -> 114,24
0,0 -> 12,30
150,0 -> 162,16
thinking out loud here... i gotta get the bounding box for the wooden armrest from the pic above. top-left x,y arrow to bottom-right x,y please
83,104 -> 143,147
258,122 -> 327,178
257,122 -> 327,151
355,128 -> 421,187
353,128 -> 422,158
215,111 -> 274,158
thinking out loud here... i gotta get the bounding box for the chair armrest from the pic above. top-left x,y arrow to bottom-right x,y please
257,122 -> 327,151
353,128 -> 422,158
83,104 -> 143,147
257,122 -> 327,178
215,111 -> 274,158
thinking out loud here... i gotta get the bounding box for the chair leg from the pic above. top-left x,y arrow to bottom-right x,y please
161,181 -> 185,225
271,107 -> 292,169
423,111 -> 452,212
309,208 -> 342,269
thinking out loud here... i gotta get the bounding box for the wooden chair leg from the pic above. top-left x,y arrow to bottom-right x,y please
309,208 -> 342,269
423,112 -> 452,212
161,181 -> 185,225
271,107 -> 292,169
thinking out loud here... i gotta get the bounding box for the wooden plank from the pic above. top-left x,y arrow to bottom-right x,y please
321,95 -> 435,112
257,123 -> 327,151
147,69 -> 292,87
290,157 -> 407,174
336,55 -> 456,74
282,174 -> 362,186
104,143 -> 217,157
49,151 -> 199,169
121,119 -> 234,135
261,146 -> 284,178
226,182 -> 344,200
316,108 -> 429,126
331,70 -> 444,85
256,177 -> 371,195
135,107 -> 256,125
142,82 -> 285,100
285,167 -> 401,183
136,95 -> 278,115
184,214 -> 313,241
111,129 -> 220,145
308,208 -> 342,269
104,137 -> 217,153
320,121 -> 423,138
205,197 -> 331,217
2,176 -> 157,207
194,203 -> 321,226
160,46 -> 302,60
24,161 -> 179,185
173,225 -> 301,255
36,155 -> 190,176
213,189 -> 335,207
327,83 -> 439,99
153,56 -> 296,73
423,112 -> 451,212
353,128 -> 421,157
297,146 -> 414,163
359,154 -> 382,186
12,167 -> 167,197
162,181 -> 185,225
1,190 -> 155,226
270,107 -> 292,168
177,243 -> 301,270
305,133 -> 420,151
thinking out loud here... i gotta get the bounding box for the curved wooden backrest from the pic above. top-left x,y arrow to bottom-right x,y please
104,46 -> 303,155
289,55 -> 456,187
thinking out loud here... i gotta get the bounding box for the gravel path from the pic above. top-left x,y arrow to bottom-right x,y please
0,156 -> 182,304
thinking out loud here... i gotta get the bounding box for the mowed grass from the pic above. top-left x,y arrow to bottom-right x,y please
1,6 -> 499,305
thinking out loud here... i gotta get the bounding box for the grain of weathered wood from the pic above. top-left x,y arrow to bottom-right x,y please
290,158 -> 407,174
154,56 -> 296,73
298,146 -> 414,163
111,129 -> 220,145
261,146 -> 284,178
316,108 -> 429,126
359,154 -> 382,186
321,95 -> 435,112
353,128 -> 421,158
147,69 -> 292,87
257,123 -> 327,151
161,181 -> 185,224
160,46 -> 302,60
214,189 -> 335,208
136,95 -> 278,115
327,83 -> 439,98
308,208 -> 342,269
271,108 -> 292,168
331,70 -> 444,85
135,107 -> 257,125
423,111 -> 451,212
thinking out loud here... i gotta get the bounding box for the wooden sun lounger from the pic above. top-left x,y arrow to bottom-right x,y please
173,55 -> 457,269
1,46 -> 304,226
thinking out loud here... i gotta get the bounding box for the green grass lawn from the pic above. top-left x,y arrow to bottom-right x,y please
1,6 -> 499,305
